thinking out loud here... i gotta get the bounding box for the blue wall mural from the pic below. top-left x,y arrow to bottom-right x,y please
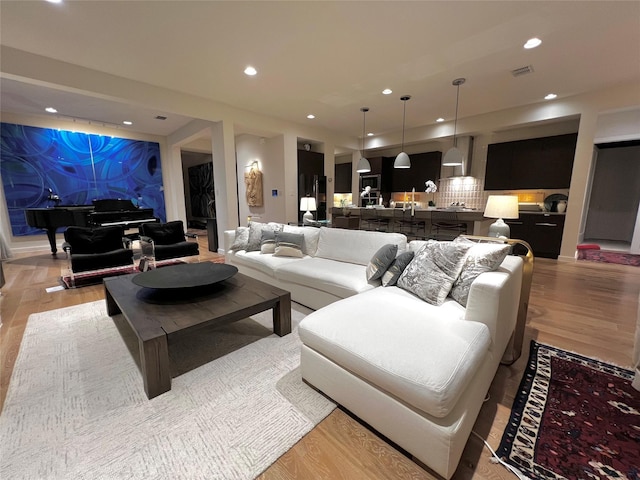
1,123 -> 166,236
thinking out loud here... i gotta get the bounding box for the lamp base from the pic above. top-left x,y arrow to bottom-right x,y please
302,210 -> 314,225
488,218 -> 510,238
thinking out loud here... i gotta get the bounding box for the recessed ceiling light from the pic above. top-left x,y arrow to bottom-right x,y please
524,37 -> 542,49
244,66 -> 257,76
545,93 -> 557,100
306,114 -> 315,119
122,120 -> 133,125
45,107 -> 57,113
367,132 -> 374,136
436,117 -> 445,122
46,0 -> 63,3
382,88 -> 392,95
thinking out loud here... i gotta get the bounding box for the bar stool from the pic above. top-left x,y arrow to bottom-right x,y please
430,211 -> 467,241
393,209 -> 426,240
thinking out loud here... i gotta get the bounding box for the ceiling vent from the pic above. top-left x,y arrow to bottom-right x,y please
511,65 -> 534,77
155,115 -> 167,120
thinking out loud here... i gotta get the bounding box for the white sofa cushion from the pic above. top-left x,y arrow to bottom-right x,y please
275,257 -> 375,298
231,250 -> 309,276
315,227 -> 407,266
299,287 -> 490,418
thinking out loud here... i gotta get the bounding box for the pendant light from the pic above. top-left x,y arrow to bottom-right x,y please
394,95 -> 411,169
356,107 -> 371,173
442,78 -> 466,166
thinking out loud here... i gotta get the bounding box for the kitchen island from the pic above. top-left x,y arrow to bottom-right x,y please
331,207 -> 490,238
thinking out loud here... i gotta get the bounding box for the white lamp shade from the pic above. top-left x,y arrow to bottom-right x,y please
484,195 -> 519,219
300,197 -> 317,212
356,156 -> 371,173
442,147 -> 464,166
394,151 -> 411,168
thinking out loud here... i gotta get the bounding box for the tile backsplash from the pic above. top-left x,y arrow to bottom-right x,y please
436,177 -> 487,209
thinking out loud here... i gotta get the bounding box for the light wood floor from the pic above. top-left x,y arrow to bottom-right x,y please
1,236 -> 639,479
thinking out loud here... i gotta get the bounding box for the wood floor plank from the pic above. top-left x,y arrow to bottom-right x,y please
2,238 -> 639,479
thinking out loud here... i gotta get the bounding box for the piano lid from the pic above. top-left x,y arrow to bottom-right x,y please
92,198 -> 138,211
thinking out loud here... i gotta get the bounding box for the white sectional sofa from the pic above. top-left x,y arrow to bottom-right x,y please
224,224 -> 530,478
224,225 -> 407,310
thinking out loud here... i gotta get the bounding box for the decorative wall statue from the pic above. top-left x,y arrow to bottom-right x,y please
244,164 -> 263,207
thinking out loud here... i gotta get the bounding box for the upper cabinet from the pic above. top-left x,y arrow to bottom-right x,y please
389,152 -> 442,192
334,163 -> 352,193
484,133 -> 577,190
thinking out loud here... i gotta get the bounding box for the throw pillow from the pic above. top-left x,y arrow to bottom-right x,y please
260,229 -> 276,254
230,226 -> 249,251
450,237 -> 511,307
397,240 -> 471,306
273,231 -> 304,258
246,222 -> 282,252
382,251 -> 415,287
366,244 -> 398,281
246,221 -> 266,252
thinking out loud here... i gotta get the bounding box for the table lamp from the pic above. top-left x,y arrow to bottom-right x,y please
300,197 -> 317,225
484,195 -> 519,238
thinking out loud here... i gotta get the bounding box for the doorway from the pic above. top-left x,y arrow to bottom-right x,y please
583,141 -> 640,253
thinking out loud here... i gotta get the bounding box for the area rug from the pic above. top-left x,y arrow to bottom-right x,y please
497,341 -> 640,480
577,248 -> 640,267
0,300 -> 335,479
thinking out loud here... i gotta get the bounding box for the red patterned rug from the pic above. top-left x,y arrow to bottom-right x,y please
577,248 -> 640,267
498,341 -> 640,480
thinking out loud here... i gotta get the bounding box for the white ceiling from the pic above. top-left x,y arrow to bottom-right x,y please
1,1 -> 639,141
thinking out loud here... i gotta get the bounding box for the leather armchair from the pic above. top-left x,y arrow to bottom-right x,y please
139,220 -> 199,268
62,226 -> 134,287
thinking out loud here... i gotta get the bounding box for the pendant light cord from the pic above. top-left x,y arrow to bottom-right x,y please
362,109 -> 366,155
401,100 -> 406,151
453,85 -> 460,148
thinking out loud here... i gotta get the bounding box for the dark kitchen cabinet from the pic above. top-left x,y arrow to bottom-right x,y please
506,213 -> 565,259
334,163 -> 352,193
390,152 -> 442,192
485,133 -> 577,190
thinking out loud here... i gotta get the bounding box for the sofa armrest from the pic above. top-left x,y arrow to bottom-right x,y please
223,230 -> 236,259
464,262 -> 521,358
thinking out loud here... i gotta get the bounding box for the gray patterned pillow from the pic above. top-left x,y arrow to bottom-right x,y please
260,229 -> 277,254
273,231 -> 304,258
366,244 -> 398,281
382,251 -> 415,287
397,240 -> 471,305
230,226 -> 249,251
246,222 -> 281,252
450,237 -> 511,306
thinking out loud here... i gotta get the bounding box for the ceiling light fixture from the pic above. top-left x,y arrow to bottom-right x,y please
382,88 -> 392,95
394,96 -> 412,169
356,107 -> 371,173
442,78 -> 466,167
306,114 -> 315,119
436,117 -> 445,123
122,120 -> 133,125
524,37 -> 542,49
45,107 -> 57,113
545,93 -> 557,100
244,66 -> 257,76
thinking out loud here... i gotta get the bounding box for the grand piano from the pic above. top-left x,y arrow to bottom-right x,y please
25,199 -> 156,254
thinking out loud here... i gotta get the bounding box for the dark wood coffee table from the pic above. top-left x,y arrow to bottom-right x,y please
104,268 -> 291,399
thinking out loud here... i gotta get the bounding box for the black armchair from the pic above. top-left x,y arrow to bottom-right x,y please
62,226 -> 134,287
139,220 -> 199,268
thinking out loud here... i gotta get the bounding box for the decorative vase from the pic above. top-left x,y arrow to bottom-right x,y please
557,200 -> 567,213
